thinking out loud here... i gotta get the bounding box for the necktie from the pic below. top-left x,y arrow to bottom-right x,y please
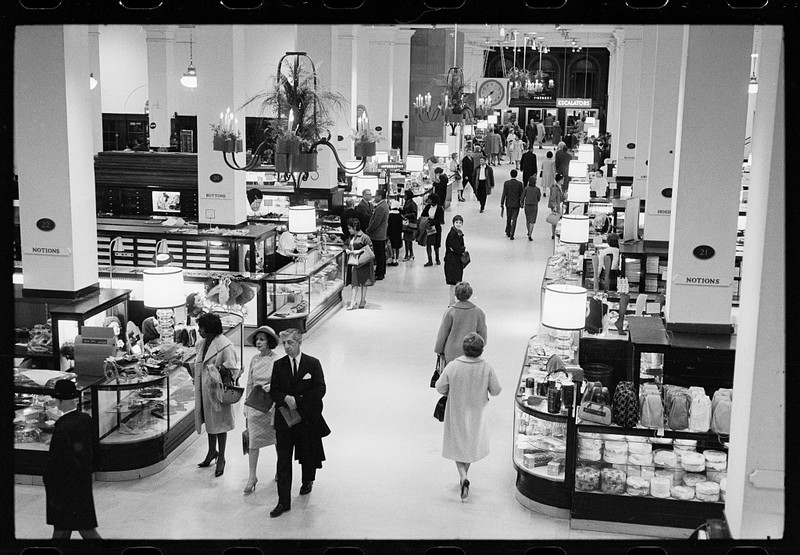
292,358 -> 298,378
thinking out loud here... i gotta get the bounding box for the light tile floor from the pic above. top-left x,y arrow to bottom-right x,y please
15,153 -> 647,541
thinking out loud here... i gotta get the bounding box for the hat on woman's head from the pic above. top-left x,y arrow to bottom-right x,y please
52,379 -> 80,400
246,325 -> 280,349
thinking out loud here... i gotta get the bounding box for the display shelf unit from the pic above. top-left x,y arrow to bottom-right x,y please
248,184 -> 344,223
618,242 -> 669,295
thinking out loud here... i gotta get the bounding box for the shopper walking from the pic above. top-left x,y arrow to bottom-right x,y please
443,215 -> 467,306
519,145 -> 538,196
540,150 -> 556,196
269,328 -> 330,518
387,200 -> 403,266
45,380 -> 101,540
472,157 -> 494,213
447,152 -> 464,202
485,127 -> 501,166
365,189 -> 389,281
401,189 -> 418,261
506,129 -> 522,170
344,218 -> 375,309
500,169 -> 524,240
242,325 -> 280,494
433,167 -> 449,208
421,193 -> 445,267
521,175 -> 542,241
555,141 -> 572,193
549,173 -> 566,239
194,312 -> 241,478
590,168 -> 609,199
552,119 -> 562,146
435,332 -> 501,501
460,146 -> 475,201
434,282 -> 488,366
355,189 -> 373,232
544,113 -> 554,142
525,118 -> 537,150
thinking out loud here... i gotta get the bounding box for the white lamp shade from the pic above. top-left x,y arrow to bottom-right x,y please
578,144 -> 594,163
559,214 -> 590,244
143,267 -> 185,309
180,65 -> 197,88
354,175 -> 379,195
487,114 -> 498,124
476,120 -> 488,129
405,155 -> 425,172
568,160 -> 588,178
585,116 -> 596,124
375,151 -> 389,164
89,73 -> 98,90
433,142 -> 449,158
568,182 -> 591,203
541,283 -> 587,330
288,205 -> 317,233
463,124 -> 474,135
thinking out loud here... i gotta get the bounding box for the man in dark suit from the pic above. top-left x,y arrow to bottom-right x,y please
519,145 -> 538,190
472,156 -> 494,213
500,169 -> 525,240
355,189 -> 373,232
461,146 -> 475,200
365,189 -> 390,280
525,118 -> 537,150
555,141 -> 573,194
269,328 -> 330,518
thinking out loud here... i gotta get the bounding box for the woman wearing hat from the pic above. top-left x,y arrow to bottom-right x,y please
243,325 -> 280,494
44,380 -> 101,539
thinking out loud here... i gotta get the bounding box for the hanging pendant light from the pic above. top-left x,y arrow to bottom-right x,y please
748,52 -> 758,93
180,30 -> 197,89
89,73 -> 98,90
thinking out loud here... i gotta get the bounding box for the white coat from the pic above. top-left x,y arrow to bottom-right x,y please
193,334 -> 240,435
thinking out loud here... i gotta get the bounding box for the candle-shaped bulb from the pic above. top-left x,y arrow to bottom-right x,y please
288,109 -> 294,133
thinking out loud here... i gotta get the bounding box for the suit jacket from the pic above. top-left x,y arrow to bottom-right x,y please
365,199 -> 389,241
520,151 -> 538,181
555,149 -> 572,177
433,174 -> 448,204
270,352 -> 331,443
355,199 -> 373,232
525,123 -> 537,141
501,179 -> 524,209
461,154 -> 475,181
472,165 -> 494,190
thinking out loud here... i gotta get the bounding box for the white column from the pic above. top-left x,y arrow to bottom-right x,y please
605,36 -> 619,141
725,26 -> 784,539
15,25 -> 99,295
609,29 -> 625,164
144,26 -> 175,149
664,26 -> 752,330
88,25 -> 103,154
614,26 -> 642,178
743,27 -> 762,161
393,30 -> 415,158
331,26 -> 358,162
643,25 -> 683,242
196,26 -> 247,225
368,32 -> 395,155
632,26 -> 656,199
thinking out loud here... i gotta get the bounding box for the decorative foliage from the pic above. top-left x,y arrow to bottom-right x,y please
349,127 -> 384,144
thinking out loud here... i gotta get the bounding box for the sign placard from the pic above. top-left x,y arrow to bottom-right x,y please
673,275 -> 732,287
202,192 -> 232,201
647,207 -> 672,216
36,218 -> 56,232
377,162 -> 405,171
692,245 -> 716,260
24,246 -> 72,256
556,98 -> 592,108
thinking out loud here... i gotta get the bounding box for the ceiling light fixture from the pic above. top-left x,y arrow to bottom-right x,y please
180,29 -> 197,89
748,52 -> 758,94
89,73 -> 98,90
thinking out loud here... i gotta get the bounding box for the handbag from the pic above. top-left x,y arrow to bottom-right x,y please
242,428 -> 249,455
218,363 -> 244,405
433,395 -> 447,422
357,244 -> 375,267
244,384 -> 273,414
546,211 -> 560,225
430,354 -> 442,388
460,250 -> 471,268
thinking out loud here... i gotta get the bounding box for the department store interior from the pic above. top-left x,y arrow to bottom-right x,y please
9,23 -> 786,548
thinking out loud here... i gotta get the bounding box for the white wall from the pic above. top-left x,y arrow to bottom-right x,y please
99,25 -> 148,114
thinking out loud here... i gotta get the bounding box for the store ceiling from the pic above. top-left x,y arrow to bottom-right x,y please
402,24 -> 620,51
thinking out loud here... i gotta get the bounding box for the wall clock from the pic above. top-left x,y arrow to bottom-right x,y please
478,79 -> 505,106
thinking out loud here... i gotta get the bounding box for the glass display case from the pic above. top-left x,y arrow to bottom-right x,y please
266,246 -> 345,332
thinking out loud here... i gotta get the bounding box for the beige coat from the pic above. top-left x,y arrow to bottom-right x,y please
434,301 -> 488,366
193,334 -> 240,435
435,356 -> 502,462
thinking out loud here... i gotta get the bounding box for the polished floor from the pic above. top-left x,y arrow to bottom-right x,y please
14,152 -> 646,541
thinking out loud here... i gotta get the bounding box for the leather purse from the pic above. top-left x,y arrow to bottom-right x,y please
433,395 -> 447,422
356,244 -> 375,267
244,384 -> 273,414
546,211 -> 560,225
461,250 -> 471,268
430,354 -> 442,388
218,363 -> 244,405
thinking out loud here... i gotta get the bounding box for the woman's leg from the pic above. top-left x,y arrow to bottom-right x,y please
349,285 -> 358,308
551,222 -> 557,239
527,221 -> 534,239
245,447 -> 260,491
78,529 -> 102,540
434,246 -> 441,264
455,461 -> 468,483
207,432 -> 217,456
425,244 -> 433,265
217,432 -> 227,460
359,286 -> 368,308
449,285 -> 456,306
52,530 -> 71,540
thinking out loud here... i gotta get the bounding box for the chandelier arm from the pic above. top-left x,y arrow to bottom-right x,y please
310,138 -> 368,175
222,151 -> 261,172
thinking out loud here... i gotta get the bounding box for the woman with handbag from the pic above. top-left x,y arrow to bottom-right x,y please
444,215 -> 467,306
548,173 -> 566,240
521,175 -> 542,241
344,217 -> 375,310
194,312 -> 241,478
435,332 -> 502,501
242,325 -> 280,494
434,282 -> 488,367
401,189 -> 418,261
421,193 -> 444,267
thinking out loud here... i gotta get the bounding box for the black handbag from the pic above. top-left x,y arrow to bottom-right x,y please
244,384 -> 273,414
429,354 -> 442,388
461,250 -> 471,268
218,364 -> 244,405
433,395 -> 447,422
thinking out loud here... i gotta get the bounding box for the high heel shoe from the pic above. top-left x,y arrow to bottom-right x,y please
243,478 -> 258,494
358,300 -> 366,309
424,261 -> 433,267
460,478 -> 470,500
214,458 -> 226,477
197,451 -> 218,468
346,302 -> 357,310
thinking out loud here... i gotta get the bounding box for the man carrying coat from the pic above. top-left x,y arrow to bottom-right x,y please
269,328 -> 331,518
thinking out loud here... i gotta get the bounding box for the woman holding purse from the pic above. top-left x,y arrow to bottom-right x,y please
401,189 -> 418,261
194,312 -> 241,478
344,217 -> 375,310
443,215 -> 467,306
548,173 -> 566,240
421,193 -> 444,267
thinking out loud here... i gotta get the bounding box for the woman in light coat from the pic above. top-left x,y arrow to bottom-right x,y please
194,312 -> 241,478
435,332 -> 502,501
434,282 -> 487,366
243,325 -> 280,494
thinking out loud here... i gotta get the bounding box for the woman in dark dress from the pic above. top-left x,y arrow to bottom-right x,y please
386,200 -> 403,266
344,218 -> 375,309
45,380 -> 101,540
433,167 -> 448,207
421,193 -> 445,267
401,189 -> 418,261
444,215 -> 466,306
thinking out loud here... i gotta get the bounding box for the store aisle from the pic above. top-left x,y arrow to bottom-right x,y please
15,157 -> 644,541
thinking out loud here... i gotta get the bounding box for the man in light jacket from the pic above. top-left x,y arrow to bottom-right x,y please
365,189 -> 390,280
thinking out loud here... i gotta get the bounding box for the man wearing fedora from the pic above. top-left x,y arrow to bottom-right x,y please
44,380 -> 101,540
268,328 -> 331,518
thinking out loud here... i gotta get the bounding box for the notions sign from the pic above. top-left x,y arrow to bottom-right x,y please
25,246 -> 72,256
556,98 -> 592,109
672,275 -> 732,287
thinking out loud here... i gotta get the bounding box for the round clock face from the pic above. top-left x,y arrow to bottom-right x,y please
478,79 -> 505,106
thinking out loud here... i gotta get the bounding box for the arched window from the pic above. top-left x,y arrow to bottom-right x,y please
485,52 -> 515,78
568,56 -> 599,99
526,54 -> 559,93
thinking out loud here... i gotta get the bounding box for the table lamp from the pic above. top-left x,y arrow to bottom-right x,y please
567,181 -> 591,214
405,155 -> 424,173
353,174 -> 379,197
578,144 -> 594,163
108,237 -> 126,287
143,266 -> 185,345
541,283 -> 587,364
569,160 -> 588,179
288,205 -> 317,258
433,142 -> 449,159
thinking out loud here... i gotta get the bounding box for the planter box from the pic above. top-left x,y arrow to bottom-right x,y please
275,138 -> 302,155
275,152 -> 318,174
354,141 -> 376,158
213,136 -> 243,153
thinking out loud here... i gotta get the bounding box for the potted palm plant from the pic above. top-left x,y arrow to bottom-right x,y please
350,127 -> 382,158
211,108 -> 243,153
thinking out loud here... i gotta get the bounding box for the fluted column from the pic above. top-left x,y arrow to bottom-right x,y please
613,26 -> 642,178
632,26 -> 657,198
88,25 -> 103,154
144,26 -> 175,148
